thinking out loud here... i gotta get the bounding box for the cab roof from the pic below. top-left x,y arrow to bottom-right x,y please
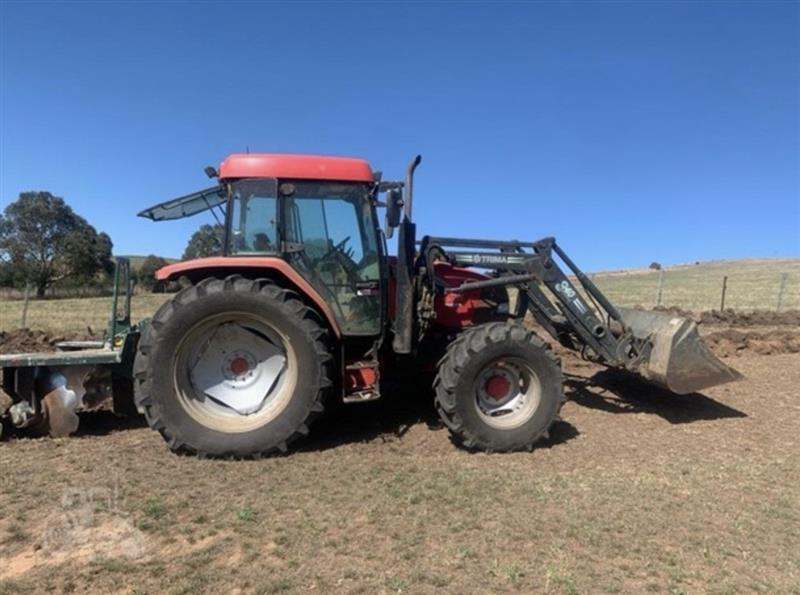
138,153 -> 376,221
219,153 -> 374,183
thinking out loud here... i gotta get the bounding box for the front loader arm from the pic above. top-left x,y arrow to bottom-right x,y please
419,236 -> 740,394
423,236 -> 644,368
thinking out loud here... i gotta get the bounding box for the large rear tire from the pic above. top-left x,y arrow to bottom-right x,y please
134,276 -> 333,457
434,321 -> 564,452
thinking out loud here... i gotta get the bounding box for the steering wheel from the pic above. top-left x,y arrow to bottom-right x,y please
316,236 -> 363,292
248,228 -> 273,251
319,236 -> 351,262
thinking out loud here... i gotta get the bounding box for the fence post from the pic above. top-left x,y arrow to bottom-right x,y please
20,282 -> 31,329
776,272 -> 787,312
719,276 -> 728,312
655,269 -> 664,307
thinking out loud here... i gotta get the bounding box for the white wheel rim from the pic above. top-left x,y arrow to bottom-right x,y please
473,357 -> 541,430
172,312 -> 297,433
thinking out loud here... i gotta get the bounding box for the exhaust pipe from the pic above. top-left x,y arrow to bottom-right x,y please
403,155 -> 422,220
392,155 -> 422,355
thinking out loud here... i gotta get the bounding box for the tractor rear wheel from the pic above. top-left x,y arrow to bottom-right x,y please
434,321 -> 564,452
134,276 -> 332,457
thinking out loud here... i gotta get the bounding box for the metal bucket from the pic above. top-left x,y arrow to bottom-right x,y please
618,308 -> 743,394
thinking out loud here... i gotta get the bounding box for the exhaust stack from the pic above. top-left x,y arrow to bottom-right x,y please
403,155 -> 422,220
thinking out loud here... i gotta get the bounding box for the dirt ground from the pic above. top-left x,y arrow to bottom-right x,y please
0,329 -> 97,355
1,319 -> 799,594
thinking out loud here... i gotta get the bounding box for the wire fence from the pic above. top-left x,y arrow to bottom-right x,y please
0,284 -> 155,300
0,286 -> 116,300
589,266 -> 799,312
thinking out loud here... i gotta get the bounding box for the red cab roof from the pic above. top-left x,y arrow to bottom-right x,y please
218,153 -> 374,182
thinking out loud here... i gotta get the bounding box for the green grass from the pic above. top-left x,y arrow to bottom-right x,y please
237,505 -> 257,523
143,498 -> 166,520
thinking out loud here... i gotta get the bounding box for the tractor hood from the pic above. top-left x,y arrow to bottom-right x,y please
138,186 -> 225,221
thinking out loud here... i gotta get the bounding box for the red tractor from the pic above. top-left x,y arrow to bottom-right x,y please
0,153 -> 740,455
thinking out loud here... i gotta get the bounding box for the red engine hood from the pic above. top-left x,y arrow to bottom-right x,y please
431,261 -> 491,287
430,262 -> 498,329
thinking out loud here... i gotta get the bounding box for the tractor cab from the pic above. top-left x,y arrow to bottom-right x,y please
139,154 -> 388,336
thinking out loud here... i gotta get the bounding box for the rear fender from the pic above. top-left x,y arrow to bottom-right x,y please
156,257 -> 342,338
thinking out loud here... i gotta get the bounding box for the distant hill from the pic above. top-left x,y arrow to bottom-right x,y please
117,255 -> 180,271
590,257 -> 800,277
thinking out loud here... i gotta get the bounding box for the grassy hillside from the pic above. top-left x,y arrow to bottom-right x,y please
118,255 -> 179,271
589,258 -> 800,312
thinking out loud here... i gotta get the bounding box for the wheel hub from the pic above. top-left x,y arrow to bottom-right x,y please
228,355 -> 252,378
485,374 -> 512,400
474,359 -> 542,430
189,323 -> 287,415
477,366 -> 519,409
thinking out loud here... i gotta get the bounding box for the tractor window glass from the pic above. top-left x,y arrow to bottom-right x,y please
283,182 -> 381,335
229,179 -> 278,254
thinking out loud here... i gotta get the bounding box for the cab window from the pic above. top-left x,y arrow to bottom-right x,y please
228,179 -> 279,254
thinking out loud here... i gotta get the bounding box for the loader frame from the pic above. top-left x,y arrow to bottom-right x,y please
414,236 -> 649,371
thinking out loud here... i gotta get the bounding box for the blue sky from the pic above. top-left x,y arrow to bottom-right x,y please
1,1 -> 798,270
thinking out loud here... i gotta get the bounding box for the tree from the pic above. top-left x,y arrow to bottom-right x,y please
138,255 -> 169,292
0,192 -> 110,297
183,223 -> 224,260
97,232 -> 115,277
0,260 -> 14,288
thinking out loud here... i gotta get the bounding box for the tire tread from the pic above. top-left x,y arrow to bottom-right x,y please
134,275 -> 333,458
433,320 -> 565,452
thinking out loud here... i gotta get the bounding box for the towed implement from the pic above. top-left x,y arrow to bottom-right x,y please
0,153 -> 742,454
0,259 -> 139,437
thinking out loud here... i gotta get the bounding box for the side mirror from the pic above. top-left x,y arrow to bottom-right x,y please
384,189 -> 404,239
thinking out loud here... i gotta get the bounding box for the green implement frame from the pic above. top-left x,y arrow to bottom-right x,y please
0,258 -> 143,433
0,258 -> 137,368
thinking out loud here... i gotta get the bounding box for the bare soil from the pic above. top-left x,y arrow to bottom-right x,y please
703,329 -> 800,358
1,323 -> 798,594
0,329 -> 96,355
698,309 -> 800,327
649,306 -> 800,327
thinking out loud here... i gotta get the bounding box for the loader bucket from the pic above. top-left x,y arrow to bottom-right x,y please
618,308 -> 743,394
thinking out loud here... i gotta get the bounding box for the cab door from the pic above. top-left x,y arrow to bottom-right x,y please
281,182 -> 382,336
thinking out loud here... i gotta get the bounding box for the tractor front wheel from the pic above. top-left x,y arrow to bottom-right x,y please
434,321 -> 564,452
134,276 -> 332,457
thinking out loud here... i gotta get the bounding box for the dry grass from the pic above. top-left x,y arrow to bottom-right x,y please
0,353 -> 798,593
0,294 -> 170,335
590,258 -> 800,312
